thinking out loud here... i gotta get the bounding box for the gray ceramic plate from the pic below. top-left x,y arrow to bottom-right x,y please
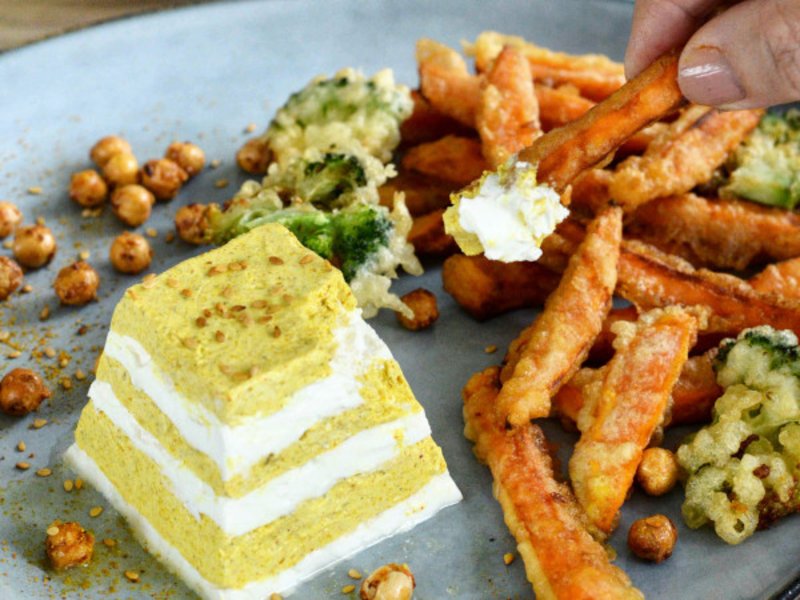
0,0 -> 797,598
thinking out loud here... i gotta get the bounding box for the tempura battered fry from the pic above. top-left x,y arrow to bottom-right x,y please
477,45 -> 541,168
416,39 -> 482,128
497,206 -> 622,426
378,169 -> 457,216
536,85 -> 595,131
407,208 -> 459,256
401,135 -> 488,185
554,349 -> 722,427
569,307 -> 702,538
627,193 -> 800,270
519,49 -> 686,192
749,257 -> 800,299
463,367 -> 643,600
467,31 -> 625,101
609,107 -> 763,211
616,238 -> 800,337
442,254 -> 560,320
400,90 -> 474,146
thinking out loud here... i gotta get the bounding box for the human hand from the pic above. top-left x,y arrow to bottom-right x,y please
625,0 -> 800,109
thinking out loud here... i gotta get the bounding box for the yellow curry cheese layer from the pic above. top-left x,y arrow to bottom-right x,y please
95,354 -> 420,498
110,223 -> 356,426
74,401 -> 447,589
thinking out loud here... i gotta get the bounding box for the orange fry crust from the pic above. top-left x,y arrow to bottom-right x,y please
568,307 -> 701,537
477,45 -> 542,168
407,208 -> 459,256
463,367 -> 643,600
401,135 -> 488,186
627,193 -> 800,271
749,257 -> 800,299
609,107 -> 763,211
519,49 -> 685,193
497,207 -> 622,426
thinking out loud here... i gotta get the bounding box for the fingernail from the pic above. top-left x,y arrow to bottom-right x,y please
679,47 -> 746,107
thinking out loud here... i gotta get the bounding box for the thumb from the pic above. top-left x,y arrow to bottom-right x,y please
678,0 -> 800,109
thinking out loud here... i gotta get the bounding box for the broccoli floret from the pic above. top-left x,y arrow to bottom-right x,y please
677,326 -> 800,544
297,152 -> 368,208
264,68 -> 413,167
332,205 -> 392,281
718,110 -> 800,209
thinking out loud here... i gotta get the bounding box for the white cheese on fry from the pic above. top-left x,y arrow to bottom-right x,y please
443,160 -> 568,262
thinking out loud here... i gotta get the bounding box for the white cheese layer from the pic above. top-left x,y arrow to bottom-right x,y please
65,443 -> 462,599
86,379 -> 429,537
456,160 -> 568,262
102,309 -> 392,481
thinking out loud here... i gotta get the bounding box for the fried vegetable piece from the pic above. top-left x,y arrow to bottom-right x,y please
497,206 -> 622,426
463,367 -> 643,600
554,349 -> 721,427
568,306 -> 702,538
518,49 -> 685,193
467,31 -> 626,101
615,237 -> 800,337
749,257 -> 800,299
442,254 -> 561,320
399,90 -> 474,146
401,135 -> 488,185
536,85 -> 595,131
628,193 -> 800,271
609,106 -> 763,211
416,38 -> 482,128
407,208 -> 459,256
378,168 -> 459,217
477,45 -> 541,168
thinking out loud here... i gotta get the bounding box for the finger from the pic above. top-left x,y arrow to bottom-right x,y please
625,0 -> 722,78
679,0 -> 800,108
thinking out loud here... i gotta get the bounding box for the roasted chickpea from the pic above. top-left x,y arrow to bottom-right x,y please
360,564 -> 415,600
110,184 -> 154,227
0,256 -> 23,301
13,225 -> 57,269
0,368 -> 51,416
90,135 -> 132,168
102,151 -> 140,187
69,169 -> 108,208
110,232 -> 153,274
396,288 -> 439,330
636,447 -> 680,496
53,261 -> 100,306
628,515 -> 677,563
165,141 -> 205,177
141,158 -> 188,201
175,203 -> 208,245
45,521 -> 94,570
236,137 -> 272,174
0,201 -> 23,238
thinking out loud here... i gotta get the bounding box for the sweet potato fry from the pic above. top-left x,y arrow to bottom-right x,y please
416,38 -> 482,128
518,49 -> 685,193
609,107 -> 764,211
554,349 -> 721,427
442,254 -> 561,320
536,85 -> 594,131
407,208 -> 459,256
616,238 -> 800,337
378,168 -> 457,216
569,306 -> 702,538
400,90 -> 475,146
477,45 -> 541,168
627,193 -> 800,270
749,257 -> 800,299
463,367 -> 643,600
497,206 -> 622,426
401,135 -> 488,185
467,31 -> 625,101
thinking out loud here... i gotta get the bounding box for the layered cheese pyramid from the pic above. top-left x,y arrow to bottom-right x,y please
66,223 -> 461,599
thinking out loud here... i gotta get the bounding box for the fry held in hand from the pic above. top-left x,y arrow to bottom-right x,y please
569,306 -> 703,538
497,206 -> 622,426
463,367 -> 643,600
